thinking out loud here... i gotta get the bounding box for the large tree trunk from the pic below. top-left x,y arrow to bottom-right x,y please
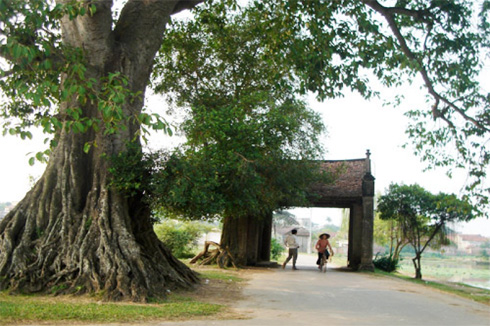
0,0 -> 202,301
220,212 -> 273,266
0,140 -> 198,301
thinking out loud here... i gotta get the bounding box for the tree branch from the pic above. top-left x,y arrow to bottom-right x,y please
172,0 -> 204,15
0,45 -> 65,79
115,0 -> 202,46
420,222 -> 444,254
361,0 -> 432,23
361,0 -> 489,133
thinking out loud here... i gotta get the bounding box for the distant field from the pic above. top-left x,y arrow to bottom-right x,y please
328,253 -> 490,290
397,255 -> 490,290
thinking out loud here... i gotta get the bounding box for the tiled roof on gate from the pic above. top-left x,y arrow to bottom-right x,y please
308,158 -> 370,205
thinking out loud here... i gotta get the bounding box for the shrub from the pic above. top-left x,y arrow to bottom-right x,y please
270,238 -> 285,260
480,249 -> 489,261
373,253 -> 399,272
154,220 -> 213,258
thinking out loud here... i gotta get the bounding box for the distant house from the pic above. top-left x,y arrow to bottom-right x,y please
455,234 -> 490,254
276,226 -> 310,253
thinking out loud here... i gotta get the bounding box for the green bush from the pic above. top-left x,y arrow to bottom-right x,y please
480,249 -> 489,261
373,254 -> 399,273
154,220 -> 213,259
270,238 -> 285,260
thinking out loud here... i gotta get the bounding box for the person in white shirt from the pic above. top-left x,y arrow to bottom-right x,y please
282,229 -> 300,270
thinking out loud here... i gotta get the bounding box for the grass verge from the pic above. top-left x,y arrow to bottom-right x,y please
372,269 -> 490,306
0,292 -> 222,325
0,267 -> 246,325
198,270 -> 244,283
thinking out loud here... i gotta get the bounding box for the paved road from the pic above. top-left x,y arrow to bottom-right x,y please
157,254 -> 490,326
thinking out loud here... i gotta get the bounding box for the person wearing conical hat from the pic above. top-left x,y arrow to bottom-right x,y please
315,233 -> 334,269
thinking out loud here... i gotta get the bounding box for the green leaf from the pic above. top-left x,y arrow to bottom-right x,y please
35,151 -> 44,161
74,121 -> 85,133
89,4 -> 97,16
83,142 -> 91,153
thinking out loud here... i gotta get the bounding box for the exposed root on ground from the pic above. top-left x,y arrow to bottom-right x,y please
190,241 -> 238,269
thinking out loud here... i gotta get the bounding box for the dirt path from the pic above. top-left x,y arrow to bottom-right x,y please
158,254 -> 490,326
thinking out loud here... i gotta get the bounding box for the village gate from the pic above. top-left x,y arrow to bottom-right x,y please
253,151 -> 375,271
307,150 -> 375,271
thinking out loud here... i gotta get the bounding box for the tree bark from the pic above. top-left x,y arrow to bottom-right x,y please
412,255 -> 422,279
220,212 -> 273,266
0,0 -> 203,301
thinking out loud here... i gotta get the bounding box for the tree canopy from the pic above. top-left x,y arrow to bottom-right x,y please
147,1 -> 327,220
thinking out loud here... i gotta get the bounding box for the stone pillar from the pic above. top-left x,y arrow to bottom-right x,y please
348,203 -> 363,269
359,172 -> 375,271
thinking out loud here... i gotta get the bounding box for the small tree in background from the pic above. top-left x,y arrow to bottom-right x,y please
377,184 -> 477,279
373,213 -> 408,261
372,214 -> 406,272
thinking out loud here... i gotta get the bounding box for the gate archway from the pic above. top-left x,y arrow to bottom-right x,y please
307,150 -> 375,271
237,151 -> 375,271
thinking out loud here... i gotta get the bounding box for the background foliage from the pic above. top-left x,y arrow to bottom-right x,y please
373,254 -> 400,273
270,238 -> 285,260
154,220 -> 215,259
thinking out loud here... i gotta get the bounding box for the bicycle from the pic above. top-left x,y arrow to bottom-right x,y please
319,251 -> 329,273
